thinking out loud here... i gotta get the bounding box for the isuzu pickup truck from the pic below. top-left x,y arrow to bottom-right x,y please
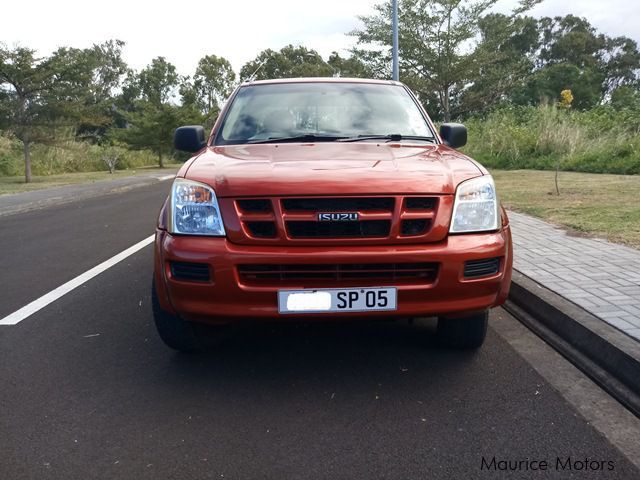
152,78 -> 513,352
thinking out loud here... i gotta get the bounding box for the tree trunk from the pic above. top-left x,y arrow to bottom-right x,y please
17,95 -> 33,183
23,139 -> 32,183
158,150 -> 164,168
442,88 -> 451,123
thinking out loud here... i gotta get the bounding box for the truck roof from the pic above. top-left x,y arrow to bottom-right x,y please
241,77 -> 403,86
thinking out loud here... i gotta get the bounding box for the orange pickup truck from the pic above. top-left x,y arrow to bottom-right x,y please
152,78 -> 513,352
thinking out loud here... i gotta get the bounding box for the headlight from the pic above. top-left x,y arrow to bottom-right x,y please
449,176 -> 500,233
169,178 -> 226,236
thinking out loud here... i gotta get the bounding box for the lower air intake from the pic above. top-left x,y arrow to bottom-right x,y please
464,258 -> 501,278
170,262 -> 211,282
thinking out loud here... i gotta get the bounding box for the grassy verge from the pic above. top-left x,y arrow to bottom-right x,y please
1,133 -> 182,176
492,169 -> 640,249
0,165 -> 180,196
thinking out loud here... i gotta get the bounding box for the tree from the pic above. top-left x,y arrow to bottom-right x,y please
520,63 -> 605,109
75,40 -> 128,143
602,36 -> 640,96
114,57 -> 200,167
353,0 -> 492,121
327,52 -> 374,78
351,0 -> 541,121
192,54 -> 235,123
138,57 -> 179,106
123,57 -> 179,167
459,13 -> 539,116
511,15 -> 640,109
0,43 -> 123,182
0,46 -> 44,182
522,15 -> 607,108
114,102 -> 187,167
239,45 -> 333,81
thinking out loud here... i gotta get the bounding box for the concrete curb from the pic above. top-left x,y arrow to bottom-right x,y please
504,270 -> 640,418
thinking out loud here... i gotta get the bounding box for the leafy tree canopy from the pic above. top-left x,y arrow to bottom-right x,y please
0,41 -> 127,181
239,45 -> 333,81
137,56 -> 179,106
350,0 -> 529,121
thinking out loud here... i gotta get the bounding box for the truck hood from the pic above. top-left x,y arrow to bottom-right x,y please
183,143 -> 484,197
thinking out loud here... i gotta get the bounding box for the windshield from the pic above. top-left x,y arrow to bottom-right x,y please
214,82 -> 435,145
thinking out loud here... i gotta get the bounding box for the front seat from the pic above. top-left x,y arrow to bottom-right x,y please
229,114 -> 258,140
261,109 -> 297,137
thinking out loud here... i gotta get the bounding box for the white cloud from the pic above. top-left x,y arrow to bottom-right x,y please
2,0 -> 638,78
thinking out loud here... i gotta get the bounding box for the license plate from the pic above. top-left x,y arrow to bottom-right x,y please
278,287 -> 397,314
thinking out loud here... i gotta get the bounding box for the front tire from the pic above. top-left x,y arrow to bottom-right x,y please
437,311 -> 488,349
151,280 -> 204,353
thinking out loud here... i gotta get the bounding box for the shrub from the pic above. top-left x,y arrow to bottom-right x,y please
0,130 -> 163,177
463,104 -> 640,175
0,133 -> 22,176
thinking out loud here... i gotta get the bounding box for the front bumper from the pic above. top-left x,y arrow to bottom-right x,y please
154,227 -> 513,325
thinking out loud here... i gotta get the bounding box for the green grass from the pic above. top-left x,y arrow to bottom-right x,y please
491,169 -> 640,248
0,165 -> 180,196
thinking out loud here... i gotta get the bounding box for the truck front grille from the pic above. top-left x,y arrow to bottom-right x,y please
227,195 -> 445,244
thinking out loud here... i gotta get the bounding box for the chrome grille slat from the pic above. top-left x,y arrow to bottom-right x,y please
282,197 -> 395,212
286,220 -> 391,238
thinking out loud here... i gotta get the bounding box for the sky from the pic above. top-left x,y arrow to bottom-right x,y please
1,0 -> 639,77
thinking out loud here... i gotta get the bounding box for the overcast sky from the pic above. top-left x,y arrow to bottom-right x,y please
2,0 -> 638,77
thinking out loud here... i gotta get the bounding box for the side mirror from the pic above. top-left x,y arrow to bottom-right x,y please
439,123 -> 467,149
174,126 -> 206,152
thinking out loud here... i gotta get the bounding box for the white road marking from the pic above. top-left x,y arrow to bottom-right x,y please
0,235 -> 155,326
158,175 -> 175,181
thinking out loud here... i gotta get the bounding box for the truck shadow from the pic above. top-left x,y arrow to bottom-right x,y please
156,318 -> 488,397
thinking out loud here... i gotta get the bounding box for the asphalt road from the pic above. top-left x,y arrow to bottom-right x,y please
1,181 -> 639,479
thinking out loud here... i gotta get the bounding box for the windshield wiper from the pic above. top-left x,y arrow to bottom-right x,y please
338,134 -> 436,143
247,134 -> 348,144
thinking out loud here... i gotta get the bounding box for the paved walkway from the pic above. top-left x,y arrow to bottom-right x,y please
509,211 -> 640,342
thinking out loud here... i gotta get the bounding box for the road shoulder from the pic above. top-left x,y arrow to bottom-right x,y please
491,308 -> 640,471
0,170 -> 177,217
